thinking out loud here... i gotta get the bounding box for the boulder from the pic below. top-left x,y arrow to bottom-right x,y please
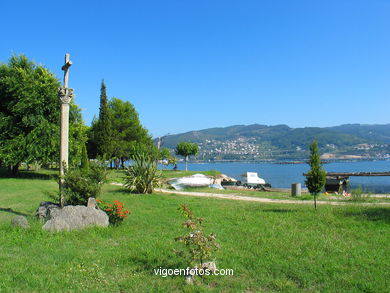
35,201 -> 60,221
11,216 -> 30,229
42,205 -> 109,232
87,197 -> 97,208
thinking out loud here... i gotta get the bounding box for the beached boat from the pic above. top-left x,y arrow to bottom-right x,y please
168,174 -> 214,190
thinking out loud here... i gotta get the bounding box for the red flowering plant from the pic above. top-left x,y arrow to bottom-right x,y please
97,199 -> 129,226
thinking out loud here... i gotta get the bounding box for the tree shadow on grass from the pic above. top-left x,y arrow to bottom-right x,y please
128,255 -> 184,275
111,188 -> 151,196
111,188 -> 130,194
0,168 -> 58,180
0,207 -> 30,217
344,208 -> 390,224
262,208 -> 298,213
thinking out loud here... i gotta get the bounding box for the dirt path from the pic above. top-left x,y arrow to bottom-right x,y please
155,188 -> 390,206
110,183 -> 390,206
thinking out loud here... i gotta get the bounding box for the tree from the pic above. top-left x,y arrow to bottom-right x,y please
95,80 -> 112,159
0,55 -> 88,173
88,95 -> 153,168
69,104 -> 89,167
0,55 -> 60,173
0,55 -> 88,174
128,141 -> 159,161
159,147 -> 177,169
80,143 -> 89,169
305,140 -> 326,209
175,142 -> 199,171
109,97 -> 153,168
86,116 -> 99,159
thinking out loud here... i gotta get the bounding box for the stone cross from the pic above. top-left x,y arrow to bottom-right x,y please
62,54 -> 72,88
58,53 -> 74,207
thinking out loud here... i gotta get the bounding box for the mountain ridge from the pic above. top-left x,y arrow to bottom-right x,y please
159,123 -> 390,161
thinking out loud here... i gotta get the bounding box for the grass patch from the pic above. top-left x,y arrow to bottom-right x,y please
180,186 -> 390,203
0,172 -> 389,291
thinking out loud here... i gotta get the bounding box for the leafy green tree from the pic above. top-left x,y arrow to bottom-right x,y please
109,97 -> 152,168
128,141 -> 159,161
159,147 -> 177,169
0,55 -> 60,173
175,141 -> 199,171
159,148 -> 171,160
0,55 -> 87,174
305,140 -> 327,209
88,96 -> 152,168
69,104 -> 88,167
95,80 -> 112,159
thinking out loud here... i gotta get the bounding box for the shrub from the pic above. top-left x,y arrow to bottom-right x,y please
62,162 -> 108,205
350,186 -> 370,202
97,199 -> 129,225
175,204 -> 220,267
124,152 -> 162,194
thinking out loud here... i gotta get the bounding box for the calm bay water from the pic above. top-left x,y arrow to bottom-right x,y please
173,160 -> 390,193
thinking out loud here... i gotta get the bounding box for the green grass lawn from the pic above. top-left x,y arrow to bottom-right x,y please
1,172 -> 390,292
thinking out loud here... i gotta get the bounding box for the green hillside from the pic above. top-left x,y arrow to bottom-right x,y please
327,124 -> 390,144
159,124 -> 390,161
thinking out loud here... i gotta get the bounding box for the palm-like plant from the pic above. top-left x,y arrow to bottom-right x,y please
124,152 -> 162,194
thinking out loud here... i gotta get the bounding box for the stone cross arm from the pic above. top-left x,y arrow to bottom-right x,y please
61,60 -> 72,70
61,53 -> 72,88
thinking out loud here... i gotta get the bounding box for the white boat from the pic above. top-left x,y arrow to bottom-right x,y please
169,174 -> 213,190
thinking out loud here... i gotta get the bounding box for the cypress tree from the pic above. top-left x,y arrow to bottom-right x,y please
96,80 -> 112,159
305,140 -> 327,209
81,143 -> 89,169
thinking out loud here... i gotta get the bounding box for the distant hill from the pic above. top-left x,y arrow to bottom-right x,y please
326,124 -> 390,144
159,124 -> 390,161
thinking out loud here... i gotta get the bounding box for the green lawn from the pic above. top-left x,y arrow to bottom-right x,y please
0,172 -> 390,292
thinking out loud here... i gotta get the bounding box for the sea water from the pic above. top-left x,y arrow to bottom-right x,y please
171,160 -> 390,193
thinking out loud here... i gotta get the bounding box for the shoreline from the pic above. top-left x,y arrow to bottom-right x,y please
187,158 -> 390,164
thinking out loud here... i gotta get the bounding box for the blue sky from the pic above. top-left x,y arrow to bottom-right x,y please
1,0 -> 389,137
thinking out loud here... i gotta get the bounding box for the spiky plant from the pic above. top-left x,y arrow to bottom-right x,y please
124,152 -> 162,194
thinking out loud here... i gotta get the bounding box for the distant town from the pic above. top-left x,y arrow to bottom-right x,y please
161,124 -> 390,162
183,139 -> 390,162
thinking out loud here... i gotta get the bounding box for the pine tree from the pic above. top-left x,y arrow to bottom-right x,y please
305,140 -> 327,209
96,80 -> 112,159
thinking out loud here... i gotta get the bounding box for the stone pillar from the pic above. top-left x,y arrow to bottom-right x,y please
291,183 -> 301,197
59,88 -> 73,207
59,53 -> 73,207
